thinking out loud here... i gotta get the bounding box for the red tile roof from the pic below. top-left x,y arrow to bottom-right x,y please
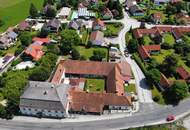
176,66 -> 190,80
144,45 -> 161,51
138,45 -> 150,59
160,73 -> 173,88
69,89 -> 132,113
90,31 -> 104,42
24,43 -> 44,61
138,45 -> 160,60
51,60 -> 132,96
133,26 -> 190,39
92,19 -> 105,27
32,37 -> 51,44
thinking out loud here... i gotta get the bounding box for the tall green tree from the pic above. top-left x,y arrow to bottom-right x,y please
146,68 -> 161,85
127,39 -> 138,53
164,81 -> 189,103
90,50 -> 106,61
71,48 -> 80,60
29,3 -> 38,18
19,32 -> 32,47
45,6 -> 56,18
160,55 -> 179,76
60,29 -> 81,55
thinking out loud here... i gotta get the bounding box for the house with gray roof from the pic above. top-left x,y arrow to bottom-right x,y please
68,19 -> 84,30
44,19 -> 61,32
0,30 -> 18,49
20,81 -> 71,118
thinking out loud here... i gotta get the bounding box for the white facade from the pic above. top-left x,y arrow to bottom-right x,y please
20,107 -> 65,118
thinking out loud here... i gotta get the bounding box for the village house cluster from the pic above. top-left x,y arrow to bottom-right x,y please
20,60 -> 135,118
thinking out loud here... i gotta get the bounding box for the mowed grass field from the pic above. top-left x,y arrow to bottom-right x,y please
0,0 -> 43,32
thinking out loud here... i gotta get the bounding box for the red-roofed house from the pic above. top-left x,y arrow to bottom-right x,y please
159,73 -> 173,90
24,43 -> 44,61
32,37 -> 51,45
68,89 -> 132,114
51,60 -> 133,96
90,31 -> 104,45
92,19 -> 105,31
176,66 -> 190,83
138,45 -> 161,61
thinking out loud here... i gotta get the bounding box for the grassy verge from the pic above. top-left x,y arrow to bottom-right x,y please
76,46 -> 108,60
125,84 -> 136,93
104,22 -> 123,37
125,122 -> 186,130
151,86 -> 165,105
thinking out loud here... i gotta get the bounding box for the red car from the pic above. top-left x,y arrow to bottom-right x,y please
166,115 -> 175,121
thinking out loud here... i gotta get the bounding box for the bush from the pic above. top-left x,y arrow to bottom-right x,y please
153,95 -> 160,102
11,59 -> 22,67
90,50 -> 106,61
15,47 -> 24,56
71,48 -> 80,60
132,53 -> 147,74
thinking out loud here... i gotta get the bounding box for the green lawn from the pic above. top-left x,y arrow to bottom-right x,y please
151,86 -> 165,105
81,29 -> 89,45
0,0 -> 43,32
76,46 -> 108,60
104,22 -> 123,37
125,32 -> 133,44
85,78 -> 105,92
127,123 -> 186,130
152,49 -> 175,64
124,84 -> 136,93
163,33 -> 175,45
143,35 -> 153,45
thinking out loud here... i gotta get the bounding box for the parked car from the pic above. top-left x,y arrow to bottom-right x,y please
166,115 -> 175,121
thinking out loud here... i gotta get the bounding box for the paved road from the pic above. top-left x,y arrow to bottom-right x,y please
112,11 -> 153,103
1,98 -> 190,130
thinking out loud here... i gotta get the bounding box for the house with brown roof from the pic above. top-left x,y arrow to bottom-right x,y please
92,19 -> 105,31
32,37 -> 51,45
176,66 -> 190,83
51,60 -> 133,96
68,88 -> 132,114
138,45 -> 161,61
24,42 -> 44,61
20,60 -> 133,117
159,73 -> 173,90
133,26 -> 190,43
89,31 -> 104,46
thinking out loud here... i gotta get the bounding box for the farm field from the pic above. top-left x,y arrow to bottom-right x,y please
0,0 -> 43,32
